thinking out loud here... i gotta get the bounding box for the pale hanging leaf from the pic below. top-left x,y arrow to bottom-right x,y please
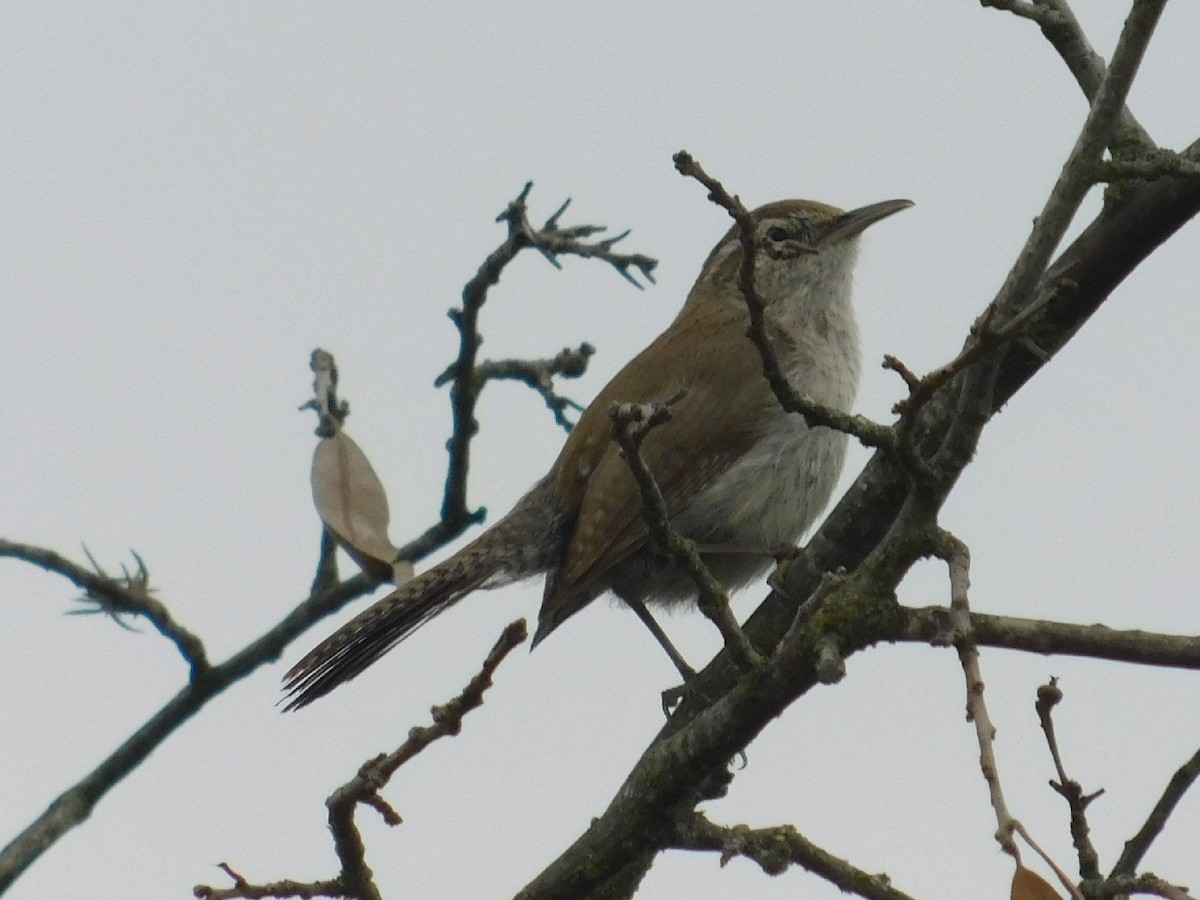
311,430 -> 402,581
1011,865 -> 1063,900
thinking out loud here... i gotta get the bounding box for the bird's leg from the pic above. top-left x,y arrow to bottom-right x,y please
624,597 -> 696,682
621,598 -> 704,718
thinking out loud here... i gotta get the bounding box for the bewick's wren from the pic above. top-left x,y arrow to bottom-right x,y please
284,197 -> 911,709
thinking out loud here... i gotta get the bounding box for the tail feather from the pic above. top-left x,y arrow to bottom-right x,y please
283,483 -> 561,710
281,566 -> 488,711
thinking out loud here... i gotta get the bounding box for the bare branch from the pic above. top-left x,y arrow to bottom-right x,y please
1097,150 -> 1200,182
928,532 -> 1019,857
913,0 -> 1169,488
672,813 -> 916,900
499,184 -> 658,287
299,348 -> 348,438
1035,679 -> 1103,880
0,565 -> 378,895
328,617 -> 526,815
194,863 -> 342,900
1088,873 -> 1197,900
324,618 -> 527,899
978,0 -> 1055,25
981,0 -> 1152,148
921,531 -> 1082,898
609,398 -> 764,673
436,184 -> 657,553
886,272 -> 1079,418
0,539 -> 209,675
437,343 -> 595,432
986,0 -> 1167,331
901,606 -> 1200,670
1112,745 -> 1200,879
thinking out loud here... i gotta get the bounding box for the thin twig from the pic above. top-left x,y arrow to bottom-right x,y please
501,186 -> 658,287
982,0 -> 1152,148
195,621 -> 527,900
1012,821 -> 1086,900
978,0 -> 1054,25
0,564 -> 378,894
436,343 -> 595,432
325,619 -> 527,898
438,184 -> 656,542
402,184 -> 656,565
886,270 -> 1081,420
929,531 -> 1083,898
193,863 -> 342,900
299,348 -> 348,438
900,606 -> 1200,670
1088,872 -> 1197,900
929,531 -> 1018,857
0,539 -> 209,676
988,0 -> 1168,325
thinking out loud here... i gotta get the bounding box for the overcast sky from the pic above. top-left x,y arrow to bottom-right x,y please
3,3 -> 1200,899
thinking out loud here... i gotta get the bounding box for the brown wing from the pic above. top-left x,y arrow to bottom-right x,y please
537,302 -> 775,636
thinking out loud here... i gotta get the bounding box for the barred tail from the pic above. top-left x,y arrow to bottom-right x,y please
283,482 -> 561,710
281,561 -> 491,711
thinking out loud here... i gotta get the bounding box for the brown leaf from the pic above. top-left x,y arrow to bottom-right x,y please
311,431 -> 404,581
1011,865 -> 1063,900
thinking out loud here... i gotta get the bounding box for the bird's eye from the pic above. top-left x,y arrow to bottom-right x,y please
766,225 -> 790,242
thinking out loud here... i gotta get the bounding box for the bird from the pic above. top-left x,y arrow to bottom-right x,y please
283,196 -> 911,710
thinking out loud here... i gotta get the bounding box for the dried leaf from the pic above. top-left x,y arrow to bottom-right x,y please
311,431 -> 401,580
1011,865 -> 1063,900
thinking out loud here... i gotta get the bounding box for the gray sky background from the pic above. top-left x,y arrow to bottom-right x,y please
3,3 -> 1199,898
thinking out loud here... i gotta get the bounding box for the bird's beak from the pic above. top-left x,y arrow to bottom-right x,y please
818,199 -> 914,245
